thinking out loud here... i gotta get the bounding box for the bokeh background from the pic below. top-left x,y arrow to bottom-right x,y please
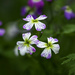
0,0 -> 75,75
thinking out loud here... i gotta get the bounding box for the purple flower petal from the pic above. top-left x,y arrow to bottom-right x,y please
28,0 -> 44,8
0,29 -> 5,36
21,6 -> 27,16
64,11 -> 72,20
0,21 -> 2,26
47,54 -> 51,59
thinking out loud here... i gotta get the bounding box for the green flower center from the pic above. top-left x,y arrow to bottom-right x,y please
46,42 -> 53,49
32,19 -> 38,23
24,39 -> 31,46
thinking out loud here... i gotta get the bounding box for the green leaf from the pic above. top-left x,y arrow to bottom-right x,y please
63,25 -> 75,34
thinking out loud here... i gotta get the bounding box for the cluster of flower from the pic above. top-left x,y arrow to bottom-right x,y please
16,14 -> 60,59
21,0 -> 52,17
0,21 -> 5,36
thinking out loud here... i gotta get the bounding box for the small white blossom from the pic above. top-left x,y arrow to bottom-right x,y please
37,37 -> 60,59
23,15 -> 47,31
17,32 -> 38,56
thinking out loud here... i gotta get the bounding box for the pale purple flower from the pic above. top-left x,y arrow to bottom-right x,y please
37,37 -> 60,59
21,6 -> 30,16
28,0 -> 44,8
23,15 -> 47,31
17,32 -> 38,56
0,29 -> 5,36
0,21 -> 2,26
0,21 -> 5,36
62,6 -> 75,20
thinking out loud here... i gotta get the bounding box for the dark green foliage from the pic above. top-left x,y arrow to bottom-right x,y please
0,0 -> 75,75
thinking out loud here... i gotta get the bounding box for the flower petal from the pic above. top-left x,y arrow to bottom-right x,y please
23,15 -> 34,21
52,44 -> 60,54
19,46 -> 27,56
64,11 -> 72,20
35,22 -> 46,31
0,29 -> 5,36
30,35 -> 38,44
41,48 -> 51,59
36,15 -> 47,20
14,46 -> 19,56
22,32 -> 31,40
37,41 -> 47,48
17,41 -> 24,45
27,45 -> 36,55
23,22 -> 33,30
48,37 -> 58,43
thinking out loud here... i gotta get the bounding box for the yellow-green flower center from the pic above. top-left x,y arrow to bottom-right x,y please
24,39 -> 31,47
32,19 -> 38,23
66,6 -> 72,12
45,42 -> 53,49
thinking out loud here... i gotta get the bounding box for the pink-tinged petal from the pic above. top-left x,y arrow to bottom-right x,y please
30,35 -> 38,44
48,37 -> 58,43
23,22 -> 33,30
22,32 -> 31,40
37,41 -> 47,48
35,22 -> 46,31
36,15 -> 47,20
23,15 -> 34,21
0,29 -> 5,36
41,48 -> 51,59
52,44 -> 60,54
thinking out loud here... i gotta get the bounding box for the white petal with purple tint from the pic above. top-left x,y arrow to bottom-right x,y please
41,48 -> 51,59
48,37 -> 58,43
22,32 -> 31,40
17,41 -> 24,45
36,15 -> 47,20
30,35 -> 38,44
19,46 -> 27,56
23,22 -> 33,30
23,15 -> 33,21
35,21 -> 46,31
37,41 -> 47,48
27,45 -> 36,55
52,44 -> 60,54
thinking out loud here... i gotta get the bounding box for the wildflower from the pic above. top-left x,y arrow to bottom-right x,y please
0,21 -> 5,36
62,6 -> 75,20
21,6 -> 30,16
23,15 -> 47,31
0,29 -> 5,36
37,37 -> 60,59
28,0 -> 44,8
17,32 -> 38,56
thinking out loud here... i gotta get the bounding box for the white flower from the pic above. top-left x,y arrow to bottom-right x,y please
37,37 -> 60,59
17,32 -> 38,56
23,15 -> 47,31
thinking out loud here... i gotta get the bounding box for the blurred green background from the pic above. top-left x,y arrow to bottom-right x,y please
0,0 -> 75,75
